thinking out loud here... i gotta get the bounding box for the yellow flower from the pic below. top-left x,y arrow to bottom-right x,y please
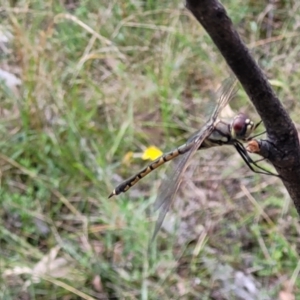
142,146 -> 163,161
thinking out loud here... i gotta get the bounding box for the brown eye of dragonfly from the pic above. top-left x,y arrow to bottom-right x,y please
231,113 -> 254,140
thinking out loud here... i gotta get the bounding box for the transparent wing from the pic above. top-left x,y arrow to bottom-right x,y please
198,77 -> 238,141
151,77 -> 238,242
151,126 -> 210,242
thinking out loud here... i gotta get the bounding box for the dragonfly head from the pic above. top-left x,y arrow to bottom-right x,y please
231,113 -> 255,141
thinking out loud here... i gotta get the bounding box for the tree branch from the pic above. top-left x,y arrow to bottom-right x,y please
186,0 -> 300,216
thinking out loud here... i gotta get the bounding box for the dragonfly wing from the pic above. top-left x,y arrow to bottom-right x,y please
151,77 -> 238,241
185,77 -> 238,145
209,77 -> 238,128
151,124 -> 212,241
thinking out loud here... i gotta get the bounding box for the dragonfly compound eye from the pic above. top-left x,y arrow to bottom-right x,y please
231,113 -> 254,140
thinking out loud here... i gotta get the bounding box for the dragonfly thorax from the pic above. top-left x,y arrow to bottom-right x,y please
231,113 -> 255,141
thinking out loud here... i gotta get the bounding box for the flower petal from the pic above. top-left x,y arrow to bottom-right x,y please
142,146 -> 163,161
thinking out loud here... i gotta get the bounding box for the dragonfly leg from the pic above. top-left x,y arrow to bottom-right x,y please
234,142 -> 279,177
247,130 -> 266,140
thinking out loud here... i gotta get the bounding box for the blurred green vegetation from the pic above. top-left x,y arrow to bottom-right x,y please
0,0 -> 299,299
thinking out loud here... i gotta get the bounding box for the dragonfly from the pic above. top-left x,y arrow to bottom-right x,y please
109,78 -> 273,239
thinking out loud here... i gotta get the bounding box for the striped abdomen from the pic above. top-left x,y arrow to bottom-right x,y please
108,142 -> 194,198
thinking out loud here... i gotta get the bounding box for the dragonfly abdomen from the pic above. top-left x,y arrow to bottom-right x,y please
108,143 -> 192,197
